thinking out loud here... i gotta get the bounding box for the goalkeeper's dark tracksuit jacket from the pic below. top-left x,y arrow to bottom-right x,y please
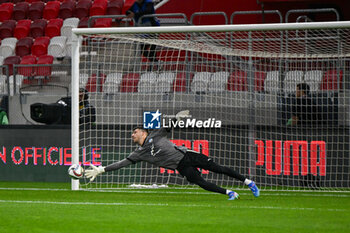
104,128 -> 187,172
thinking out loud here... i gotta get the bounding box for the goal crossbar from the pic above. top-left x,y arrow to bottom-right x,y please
72,21 -> 350,35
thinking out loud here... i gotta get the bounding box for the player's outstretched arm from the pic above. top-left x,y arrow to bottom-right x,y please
85,159 -> 133,182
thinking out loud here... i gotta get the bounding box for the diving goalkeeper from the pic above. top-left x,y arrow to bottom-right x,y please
85,110 -> 260,200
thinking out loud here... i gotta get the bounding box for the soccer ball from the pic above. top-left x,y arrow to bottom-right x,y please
68,164 -> 84,179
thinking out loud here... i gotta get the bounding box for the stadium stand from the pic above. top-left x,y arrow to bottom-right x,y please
14,19 -> 32,39
75,0 -> 92,19
15,37 -> 33,57
4,55 -> 21,75
190,72 -> 212,93
283,70 -> 304,95
0,20 -> 16,39
36,54 -> 54,77
0,37 -> 17,58
65,41 -> 72,57
32,36 -> 50,57
13,2 -> 30,21
61,17 -> 79,40
59,0 -> 76,19
207,71 -> 230,93
0,75 -> 6,94
43,1 -> 61,20
45,18 -> 63,38
264,70 -> 280,94
8,74 -> 23,95
28,1 -> 45,20
173,72 -> 192,92
0,2 -> 14,22
227,70 -> 247,91
106,0 -> 123,15
103,72 -> 123,94
77,17 -> 89,28
79,73 -> 89,88
254,71 -> 266,92
321,69 -> 343,90
304,70 -> 323,93
30,19 -> 47,38
93,18 -> 112,27
120,73 -> 140,92
18,54 -> 36,77
48,36 -> 67,57
85,73 -> 106,92
90,0 -> 108,16
138,72 -> 158,93
155,72 -> 176,93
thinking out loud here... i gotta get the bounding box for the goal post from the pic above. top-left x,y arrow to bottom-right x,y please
71,21 -> 350,191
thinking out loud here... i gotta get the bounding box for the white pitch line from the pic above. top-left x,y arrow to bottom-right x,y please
0,199 -> 346,212
0,187 -> 350,197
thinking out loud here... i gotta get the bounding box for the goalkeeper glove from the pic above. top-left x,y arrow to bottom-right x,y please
175,110 -> 190,121
85,164 -> 105,182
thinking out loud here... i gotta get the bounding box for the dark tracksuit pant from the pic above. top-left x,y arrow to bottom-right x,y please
176,150 -> 246,194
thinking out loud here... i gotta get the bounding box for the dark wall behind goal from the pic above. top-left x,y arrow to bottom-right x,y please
0,125 -> 348,189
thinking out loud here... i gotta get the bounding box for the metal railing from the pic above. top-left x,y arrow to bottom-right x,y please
190,12 -> 228,25
88,14 -> 134,28
285,8 -> 340,23
230,10 -> 283,24
139,13 -> 189,26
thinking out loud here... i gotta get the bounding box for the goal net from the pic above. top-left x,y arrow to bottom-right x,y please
71,22 -> 350,191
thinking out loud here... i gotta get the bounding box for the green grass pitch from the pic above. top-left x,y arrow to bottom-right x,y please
0,182 -> 349,233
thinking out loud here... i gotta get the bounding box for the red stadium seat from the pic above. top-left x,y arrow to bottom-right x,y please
93,18 -> 112,27
15,37 -> 33,57
36,54 -> 53,76
12,0 -> 24,4
78,17 -> 89,28
59,0 -> 76,19
85,73 -> 106,92
13,2 -> 30,21
106,0 -> 123,15
26,0 -> 43,3
28,1 -> 45,20
0,20 -> 16,39
30,19 -> 48,39
227,70 -> 248,91
75,0 -> 92,19
173,72 -> 194,92
0,3 -> 14,22
43,1 -> 61,20
3,55 -> 21,75
321,69 -> 343,90
19,55 -> 37,76
32,36 -> 50,57
120,73 -> 140,92
90,0 -> 108,16
254,71 -> 266,92
14,19 -> 32,40
45,18 -> 63,38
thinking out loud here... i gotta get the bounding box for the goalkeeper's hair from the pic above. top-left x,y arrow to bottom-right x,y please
132,126 -> 149,134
